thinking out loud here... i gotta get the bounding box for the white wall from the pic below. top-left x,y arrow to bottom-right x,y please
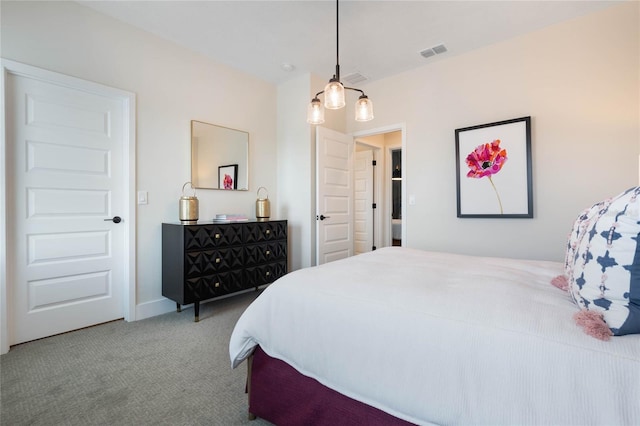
277,73 -> 348,269
1,1 -> 278,316
276,75 -> 315,271
348,2 -> 639,261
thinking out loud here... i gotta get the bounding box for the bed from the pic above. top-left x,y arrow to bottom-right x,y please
229,246 -> 640,425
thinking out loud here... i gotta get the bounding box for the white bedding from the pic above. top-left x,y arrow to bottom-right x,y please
229,247 -> 640,425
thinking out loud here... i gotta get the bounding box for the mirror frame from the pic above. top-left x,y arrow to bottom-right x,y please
190,120 -> 249,191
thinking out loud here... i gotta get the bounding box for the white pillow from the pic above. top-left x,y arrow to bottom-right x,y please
568,187 -> 640,336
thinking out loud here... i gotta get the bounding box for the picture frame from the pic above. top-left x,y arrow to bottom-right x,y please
218,164 -> 238,190
455,116 -> 532,218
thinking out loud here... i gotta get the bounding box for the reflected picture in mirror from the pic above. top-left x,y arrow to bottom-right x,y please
191,120 -> 249,190
218,164 -> 238,190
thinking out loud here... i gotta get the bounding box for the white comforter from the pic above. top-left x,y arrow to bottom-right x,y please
229,247 -> 640,425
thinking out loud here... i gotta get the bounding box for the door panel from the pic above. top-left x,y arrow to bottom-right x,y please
354,150 -> 373,255
316,127 -> 354,265
6,67 -> 127,345
28,272 -> 110,312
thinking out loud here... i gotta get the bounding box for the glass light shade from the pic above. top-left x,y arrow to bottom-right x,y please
307,98 -> 325,124
324,80 -> 346,109
355,95 -> 374,122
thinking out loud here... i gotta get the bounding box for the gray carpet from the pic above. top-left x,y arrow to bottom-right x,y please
0,290 -> 272,426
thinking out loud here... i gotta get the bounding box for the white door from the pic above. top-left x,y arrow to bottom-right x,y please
316,127 -> 354,265
4,61 -> 132,345
354,150 -> 373,255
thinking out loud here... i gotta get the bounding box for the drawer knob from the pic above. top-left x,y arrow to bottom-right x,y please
214,282 -> 220,288
265,250 -> 271,256
215,233 -> 220,239
265,271 -> 271,277
265,229 -> 271,235
215,258 -> 221,264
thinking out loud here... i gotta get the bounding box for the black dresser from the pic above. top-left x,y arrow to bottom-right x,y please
162,220 -> 287,321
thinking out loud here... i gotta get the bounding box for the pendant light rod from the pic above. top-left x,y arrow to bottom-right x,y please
306,0 -> 374,124
313,87 -> 365,99
335,0 -> 340,81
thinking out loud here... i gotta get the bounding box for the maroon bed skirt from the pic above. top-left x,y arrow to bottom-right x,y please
248,346 -> 416,426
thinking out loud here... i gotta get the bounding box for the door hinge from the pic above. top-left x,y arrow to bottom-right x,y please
372,203 -> 377,209
372,160 -> 377,166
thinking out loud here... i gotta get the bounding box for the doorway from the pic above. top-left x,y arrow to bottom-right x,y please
354,144 -> 379,254
1,60 -> 136,353
315,124 -> 405,265
315,126 -> 354,265
391,148 -> 402,246
354,128 -> 404,250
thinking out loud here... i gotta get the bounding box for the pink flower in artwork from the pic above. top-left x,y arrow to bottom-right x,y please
465,139 -> 507,179
223,174 -> 233,190
465,139 -> 508,214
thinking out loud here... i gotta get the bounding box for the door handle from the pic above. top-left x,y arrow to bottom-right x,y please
104,216 -> 122,224
317,215 -> 331,221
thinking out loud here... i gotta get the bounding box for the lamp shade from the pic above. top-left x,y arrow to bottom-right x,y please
355,95 -> 374,122
324,80 -> 346,109
307,98 -> 325,124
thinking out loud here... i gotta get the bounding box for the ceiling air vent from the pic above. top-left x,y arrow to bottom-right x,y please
420,43 -> 448,59
432,44 -> 448,54
419,48 -> 436,59
342,72 -> 368,85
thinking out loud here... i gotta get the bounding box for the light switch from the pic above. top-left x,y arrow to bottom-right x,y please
409,195 -> 416,205
137,191 -> 148,205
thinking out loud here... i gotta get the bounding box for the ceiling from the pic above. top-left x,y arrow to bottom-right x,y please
79,0 -> 622,86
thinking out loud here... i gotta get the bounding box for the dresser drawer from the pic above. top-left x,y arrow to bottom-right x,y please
245,261 -> 287,286
184,223 -> 244,250
244,222 -> 287,243
185,269 -> 244,302
185,247 -> 244,278
244,241 -> 287,265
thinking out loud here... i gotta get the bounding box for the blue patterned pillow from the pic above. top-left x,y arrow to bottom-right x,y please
568,187 -> 640,336
564,202 -> 606,278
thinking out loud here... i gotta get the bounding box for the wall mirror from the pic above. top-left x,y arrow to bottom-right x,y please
191,120 -> 249,190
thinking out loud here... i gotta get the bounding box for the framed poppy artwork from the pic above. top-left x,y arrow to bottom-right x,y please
218,164 -> 238,190
455,116 -> 532,218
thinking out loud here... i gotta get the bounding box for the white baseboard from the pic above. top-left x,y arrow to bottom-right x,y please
133,287 -> 264,322
134,297 -> 177,321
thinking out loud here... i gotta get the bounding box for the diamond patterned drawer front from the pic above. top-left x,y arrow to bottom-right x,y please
162,220 -> 288,321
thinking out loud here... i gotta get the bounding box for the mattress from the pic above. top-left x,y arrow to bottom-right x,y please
229,247 -> 640,425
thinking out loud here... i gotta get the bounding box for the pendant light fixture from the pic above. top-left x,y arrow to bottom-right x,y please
307,0 -> 374,125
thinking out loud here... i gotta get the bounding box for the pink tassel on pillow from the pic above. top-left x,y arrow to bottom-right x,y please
573,310 -> 613,341
551,275 -> 569,291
